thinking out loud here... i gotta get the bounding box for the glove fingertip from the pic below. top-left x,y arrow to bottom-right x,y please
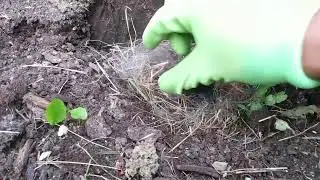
158,72 -> 183,95
142,31 -> 161,49
169,33 -> 193,56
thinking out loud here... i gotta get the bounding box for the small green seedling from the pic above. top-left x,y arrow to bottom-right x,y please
45,98 -> 88,125
69,107 -> 88,120
238,85 -> 288,116
45,98 -> 67,125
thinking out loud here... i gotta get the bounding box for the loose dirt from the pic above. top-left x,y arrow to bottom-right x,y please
1,0 -> 320,180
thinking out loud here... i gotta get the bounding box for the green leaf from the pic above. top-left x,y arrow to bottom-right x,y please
281,105 -> 318,120
69,107 -> 88,120
249,102 -> 263,111
265,95 -> 276,106
45,98 -> 67,125
265,91 -> 288,106
255,85 -> 271,98
273,91 -> 288,103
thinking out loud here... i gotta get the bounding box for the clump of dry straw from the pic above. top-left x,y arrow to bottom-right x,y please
101,39 -> 238,133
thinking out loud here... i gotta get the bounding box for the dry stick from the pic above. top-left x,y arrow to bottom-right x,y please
278,122 -> 320,142
258,115 -> 277,123
241,118 -> 260,139
124,6 -> 134,47
67,129 -> 111,150
15,109 -> 30,122
222,167 -> 288,175
58,78 -> 68,94
85,159 -> 92,178
168,126 -> 199,153
95,59 -> 120,95
21,64 -> 87,74
77,144 -> 121,180
303,136 -> 320,140
0,130 -> 20,134
36,160 -> 118,170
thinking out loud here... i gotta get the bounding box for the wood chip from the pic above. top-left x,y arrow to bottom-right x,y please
176,164 -> 220,178
14,139 -> 34,174
23,92 -> 49,109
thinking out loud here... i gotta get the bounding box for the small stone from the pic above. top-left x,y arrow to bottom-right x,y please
212,161 -> 228,171
85,115 -> 112,139
65,43 -> 75,52
58,125 -> 68,137
125,141 -> 159,179
39,151 -> 52,161
26,55 -> 33,60
185,145 -> 200,159
42,50 -> 62,64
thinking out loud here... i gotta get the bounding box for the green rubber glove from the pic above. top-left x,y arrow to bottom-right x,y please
143,0 -> 320,95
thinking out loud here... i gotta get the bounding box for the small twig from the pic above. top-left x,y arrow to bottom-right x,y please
176,165 -> 219,178
15,109 -> 30,122
21,64 -> 87,75
124,6 -> 134,47
36,160 -> 118,170
0,130 -> 20,134
222,167 -> 288,174
85,159 -> 92,177
67,129 -> 111,150
241,119 -> 260,140
138,133 -> 155,141
58,79 -> 68,94
169,126 -> 198,153
169,112 -> 219,153
278,123 -> 320,142
95,59 -> 120,94
303,136 -> 320,140
77,144 -> 121,180
258,115 -> 276,122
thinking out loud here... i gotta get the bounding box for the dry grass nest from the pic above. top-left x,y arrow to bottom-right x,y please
87,40 -> 249,134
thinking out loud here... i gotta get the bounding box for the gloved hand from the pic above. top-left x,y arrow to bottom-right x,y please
143,0 -> 320,94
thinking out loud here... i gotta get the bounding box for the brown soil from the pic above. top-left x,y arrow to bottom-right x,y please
1,1 -> 320,180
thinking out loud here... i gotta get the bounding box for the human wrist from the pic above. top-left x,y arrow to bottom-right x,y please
303,8 -> 320,80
